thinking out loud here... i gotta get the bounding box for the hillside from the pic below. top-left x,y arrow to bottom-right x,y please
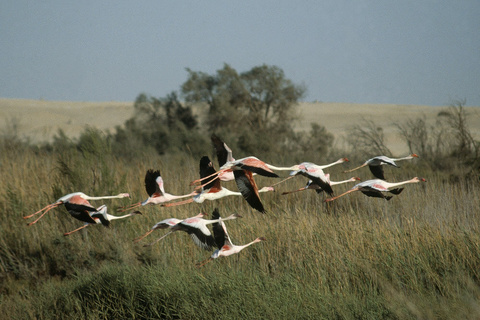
1,98 -> 479,154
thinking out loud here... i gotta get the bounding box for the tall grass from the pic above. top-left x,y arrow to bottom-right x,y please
1,146 -> 479,319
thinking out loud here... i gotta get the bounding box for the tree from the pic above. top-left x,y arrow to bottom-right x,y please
181,64 -> 306,155
111,91 -> 203,157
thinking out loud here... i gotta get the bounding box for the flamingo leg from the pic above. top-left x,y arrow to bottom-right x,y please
281,187 -> 307,195
26,204 -> 59,226
23,203 -> 58,220
324,188 -> 359,202
195,257 -> 214,268
343,163 -> 367,173
268,175 -> 296,188
63,224 -> 90,236
133,229 -> 154,243
117,202 -> 141,213
189,168 -> 229,186
161,198 -> 194,207
143,231 -> 173,247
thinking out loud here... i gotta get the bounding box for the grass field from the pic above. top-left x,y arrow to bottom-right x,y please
1,141 -> 479,319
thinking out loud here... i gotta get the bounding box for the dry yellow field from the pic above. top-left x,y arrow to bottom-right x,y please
1,98 -> 479,154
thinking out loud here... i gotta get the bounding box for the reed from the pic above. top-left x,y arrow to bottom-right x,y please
1,147 -> 479,319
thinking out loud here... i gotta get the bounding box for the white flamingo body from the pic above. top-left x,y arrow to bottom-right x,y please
23,192 -> 130,226
133,213 -> 204,243
119,170 -> 195,212
142,174 -> 195,205
325,177 -> 426,202
64,204 -> 141,236
344,154 -> 419,180
196,209 -> 265,267
140,210 -> 240,250
271,158 -> 349,194
282,175 -> 360,195
194,186 -> 274,203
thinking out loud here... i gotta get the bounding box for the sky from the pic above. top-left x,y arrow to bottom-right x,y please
1,1 -> 479,106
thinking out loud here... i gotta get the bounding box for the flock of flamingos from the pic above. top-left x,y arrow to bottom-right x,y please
23,134 -> 425,267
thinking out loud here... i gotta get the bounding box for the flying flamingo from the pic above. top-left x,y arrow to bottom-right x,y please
163,156 -> 274,213
23,192 -> 130,226
196,208 -> 266,268
275,158 -> 349,196
140,209 -> 241,249
269,158 -> 350,190
190,155 -> 281,189
211,133 -> 236,182
63,204 -> 141,236
192,134 -> 309,189
133,213 -> 203,243
281,175 -> 360,195
324,177 -> 426,202
344,154 -> 419,180
118,169 -> 196,212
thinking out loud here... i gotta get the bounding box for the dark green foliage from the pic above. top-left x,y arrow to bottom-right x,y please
182,64 -> 308,158
109,91 -> 208,159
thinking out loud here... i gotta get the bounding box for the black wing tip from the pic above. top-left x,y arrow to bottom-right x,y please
145,169 -> 160,177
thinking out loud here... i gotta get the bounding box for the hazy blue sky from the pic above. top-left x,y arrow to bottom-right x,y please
1,1 -> 479,106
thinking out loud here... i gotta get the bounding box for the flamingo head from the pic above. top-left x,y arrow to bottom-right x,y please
119,193 -> 131,198
353,177 -> 361,181
131,210 -> 142,215
413,177 -> 427,182
256,237 -> 267,242
340,157 -> 349,162
411,154 -> 419,158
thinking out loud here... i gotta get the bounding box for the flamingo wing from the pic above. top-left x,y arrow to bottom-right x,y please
90,212 -> 111,227
144,169 -> 162,196
359,187 -> 393,200
63,202 -> 98,224
175,222 -> 216,250
233,170 -> 266,213
199,156 -> 222,190
368,165 -> 386,180
376,156 -> 399,167
389,188 -> 404,195
212,208 -> 233,249
235,158 -> 279,178
299,170 -> 333,196
211,134 -> 232,166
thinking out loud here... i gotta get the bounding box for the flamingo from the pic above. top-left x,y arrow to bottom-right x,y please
23,192 -> 130,226
133,213 -> 202,243
344,154 -> 419,180
211,133 -> 236,182
269,158 -> 350,190
163,157 -> 274,213
63,204 -> 141,236
279,158 -> 349,196
141,209 -> 241,250
192,134 -> 307,189
281,175 -> 360,195
324,177 -> 426,202
118,169 -> 196,212
196,208 -> 266,268
190,155 -> 281,189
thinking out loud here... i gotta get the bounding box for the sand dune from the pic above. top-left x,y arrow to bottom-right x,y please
1,98 -> 478,154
